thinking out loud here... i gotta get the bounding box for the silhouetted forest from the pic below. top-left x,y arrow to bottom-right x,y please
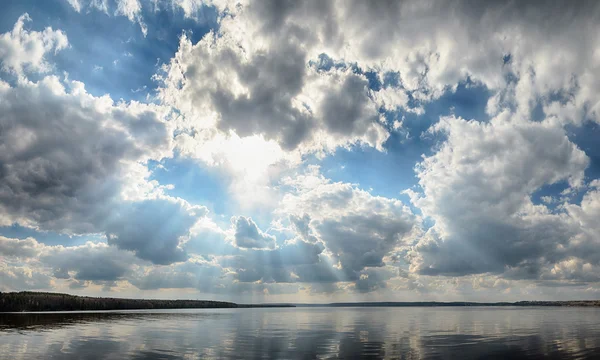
3,292 -> 598,312
0,292 -> 242,312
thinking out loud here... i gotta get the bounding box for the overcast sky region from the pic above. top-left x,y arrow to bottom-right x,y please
1,0 -> 600,303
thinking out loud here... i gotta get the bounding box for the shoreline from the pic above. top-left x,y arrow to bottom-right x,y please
2,292 -> 600,312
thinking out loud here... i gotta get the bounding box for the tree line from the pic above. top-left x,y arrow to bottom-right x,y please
0,291 -> 239,312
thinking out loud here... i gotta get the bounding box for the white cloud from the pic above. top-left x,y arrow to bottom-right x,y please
406,113 -> 590,277
372,86 -> 410,112
41,241 -> 140,282
0,265 -> 52,291
0,236 -> 42,258
278,167 -> 417,283
4,0 -> 600,299
115,0 -> 148,37
65,0 -> 82,12
231,216 -> 275,249
155,7 -> 392,160
0,236 -> 140,290
0,14 -> 68,75
0,73 -> 214,265
89,0 -> 109,14
0,76 -> 174,232
191,0 -> 600,127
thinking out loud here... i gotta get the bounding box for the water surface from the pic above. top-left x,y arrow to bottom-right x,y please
2,307 -> 600,359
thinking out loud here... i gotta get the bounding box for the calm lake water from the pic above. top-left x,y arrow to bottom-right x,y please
2,307 -> 600,359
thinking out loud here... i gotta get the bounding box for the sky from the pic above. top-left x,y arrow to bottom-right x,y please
1,0 -> 600,303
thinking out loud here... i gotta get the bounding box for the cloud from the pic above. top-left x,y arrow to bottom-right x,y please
563,183 -> 600,265
128,260 -> 224,290
130,268 -> 197,290
154,0 -> 600,218
184,218 -> 236,256
156,5 -> 391,158
0,236 -> 42,258
231,216 -> 275,249
201,0 -> 600,126
219,239 -> 325,283
114,0 -> 148,36
105,199 -> 205,264
0,14 -> 68,75
407,113 -> 589,277
354,267 -> 396,293
0,70 -> 207,265
0,266 -> 52,291
65,0 -> 82,12
0,236 -> 141,290
278,167 -> 417,285
61,0 -> 600,131
89,0 -> 109,13
0,76 -> 175,233
292,256 -> 345,284
41,241 -> 139,282
4,0 -> 600,299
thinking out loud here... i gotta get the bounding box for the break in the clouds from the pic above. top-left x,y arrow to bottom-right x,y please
1,0 -> 600,302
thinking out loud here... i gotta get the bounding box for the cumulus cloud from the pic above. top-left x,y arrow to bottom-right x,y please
219,239 -> 325,283
4,0 -> 600,299
231,216 -> 275,249
153,0 -> 600,217
0,76 -> 174,232
41,241 -> 139,282
61,0 -> 600,130
193,0 -> 600,125
354,267 -> 396,293
563,183 -> 600,265
0,14 -> 68,75
0,236 -> 141,290
0,266 -> 52,291
407,113 -> 590,278
184,218 -> 236,256
156,2 -> 393,161
0,69 -> 203,265
277,167 -> 417,286
105,199 -> 207,264
0,236 -> 42,258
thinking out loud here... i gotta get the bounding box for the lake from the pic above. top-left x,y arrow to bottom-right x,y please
1,307 -> 600,359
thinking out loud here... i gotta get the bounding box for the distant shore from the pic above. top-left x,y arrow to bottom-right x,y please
295,301 -> 600,308
2,292 -> 600,312
0,291 -> 294,312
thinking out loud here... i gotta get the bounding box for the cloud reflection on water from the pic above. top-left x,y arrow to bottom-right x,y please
2,307 -> 600,359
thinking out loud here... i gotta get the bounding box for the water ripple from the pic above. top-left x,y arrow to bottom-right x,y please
1,307 -> 600,359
